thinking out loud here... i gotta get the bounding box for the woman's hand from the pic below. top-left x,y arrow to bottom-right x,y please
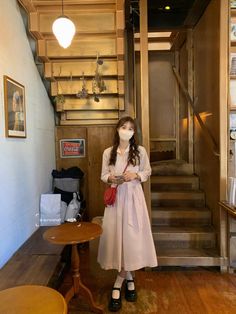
123,171 -> 138,182
108,175 -> 124,185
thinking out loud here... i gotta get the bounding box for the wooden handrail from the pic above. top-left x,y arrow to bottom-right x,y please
172,66 -> 220,157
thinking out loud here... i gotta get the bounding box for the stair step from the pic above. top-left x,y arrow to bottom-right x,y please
151,175 -> 199,191
152,207 -> 211,226
156,248 -> 226,267
152,191 -> 205,207
151,160 -> 193,176
152,226 -> 216,249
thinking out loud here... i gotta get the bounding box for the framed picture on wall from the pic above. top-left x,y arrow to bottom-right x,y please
231,53 -> 236,76
60,139 -> 86,158
230,80 -> 236,109
4,76 -> 26,138
231,18 -> 236,41
231,0 -> 236,8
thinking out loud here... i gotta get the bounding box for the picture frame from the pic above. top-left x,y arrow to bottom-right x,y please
4,75 -> 26,138
230,112 -> 236,130
60,139 -> 86,158
230,53 -> 236,76
231,0 -> 236,8
230,79 -> 236,109
231,18 -> 236,41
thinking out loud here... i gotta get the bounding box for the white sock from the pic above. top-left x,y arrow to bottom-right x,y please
126,271 -> 135,290
112,275 -> 125,299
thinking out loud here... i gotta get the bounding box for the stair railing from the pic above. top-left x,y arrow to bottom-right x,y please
172,66 -> 220,158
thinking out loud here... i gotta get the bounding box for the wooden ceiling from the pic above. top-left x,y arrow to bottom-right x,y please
17,0 -> 211,126
18,0 -> 126,126
130,0 -> 212,30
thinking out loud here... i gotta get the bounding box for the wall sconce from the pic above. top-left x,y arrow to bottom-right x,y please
52,0 -> 76,48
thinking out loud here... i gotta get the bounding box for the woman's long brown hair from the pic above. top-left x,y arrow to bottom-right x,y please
109,116 -> 140,166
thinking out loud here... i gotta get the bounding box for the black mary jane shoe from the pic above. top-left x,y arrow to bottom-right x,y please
108,287 -> 122,312
125,279 -> 137,302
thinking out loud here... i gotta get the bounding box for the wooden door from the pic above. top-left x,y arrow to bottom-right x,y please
87,126 -> 115,219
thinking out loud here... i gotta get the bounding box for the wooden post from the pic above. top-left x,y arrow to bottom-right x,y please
219,0 -> 229,270
175,51 -> 180,159
140,0 -> 151,218
187,29 -> 194,170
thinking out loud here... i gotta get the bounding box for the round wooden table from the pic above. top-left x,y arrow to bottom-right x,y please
0,285 -> 67,314
43,222 -> 103,314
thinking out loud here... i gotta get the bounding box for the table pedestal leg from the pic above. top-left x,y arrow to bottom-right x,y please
64,244 -> 104,314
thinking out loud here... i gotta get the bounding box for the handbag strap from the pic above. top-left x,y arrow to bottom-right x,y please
122,161 -> 129,174
113,161 -> 129,190
111,161 -> 129,189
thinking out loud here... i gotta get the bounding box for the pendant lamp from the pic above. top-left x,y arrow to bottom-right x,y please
52,0 -> 76,49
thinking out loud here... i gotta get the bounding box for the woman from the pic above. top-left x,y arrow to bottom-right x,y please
97,116 -> 157,312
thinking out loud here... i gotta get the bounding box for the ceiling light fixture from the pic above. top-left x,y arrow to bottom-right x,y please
52,0 -> 76,49
165,6 -> 171,10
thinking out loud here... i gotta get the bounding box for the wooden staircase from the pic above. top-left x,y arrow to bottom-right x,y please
151,162 -> 224,267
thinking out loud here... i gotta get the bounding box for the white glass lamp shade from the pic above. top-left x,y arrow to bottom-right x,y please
52,16 -> 76,49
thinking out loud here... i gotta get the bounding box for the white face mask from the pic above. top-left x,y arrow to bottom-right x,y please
118,129 -> 134,141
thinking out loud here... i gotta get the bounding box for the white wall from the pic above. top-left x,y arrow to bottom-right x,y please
0,0 -> 55,267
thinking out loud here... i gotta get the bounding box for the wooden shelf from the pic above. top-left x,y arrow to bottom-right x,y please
231,75 -> 236,79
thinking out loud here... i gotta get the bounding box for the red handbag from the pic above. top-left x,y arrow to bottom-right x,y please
104,186 -> 118,206
104,162 -> 129,206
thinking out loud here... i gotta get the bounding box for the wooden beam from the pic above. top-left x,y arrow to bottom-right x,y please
44,38 -> 117,59
117,60 -> 124,77
116,37 -> 124,55
37,39 -> 50,62
34,3 -> 116,13
140,0 -> 151,218
18,0 -> 36,12
44,60 -> 118,78
219,0 -> 229,201
60,119 -> 118,126
51,79 -> 119,96
38,12 -> 115,34
29,12 -> 44,39
118,96 -> 125,111
33,0 -> 116,7
66,110 -> 118,120
62,97 -> 119,111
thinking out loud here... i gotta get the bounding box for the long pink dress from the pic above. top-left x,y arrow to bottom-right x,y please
97,145 -> 158,271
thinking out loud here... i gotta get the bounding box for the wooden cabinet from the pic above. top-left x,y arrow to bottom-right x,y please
56,125 -> 115,220
87,126 -> 114,218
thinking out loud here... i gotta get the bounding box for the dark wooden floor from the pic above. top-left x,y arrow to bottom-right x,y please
59,238 -> 236,314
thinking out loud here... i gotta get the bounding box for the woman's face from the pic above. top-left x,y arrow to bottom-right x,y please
118,121 -> 134,133
117,121 -> 135,142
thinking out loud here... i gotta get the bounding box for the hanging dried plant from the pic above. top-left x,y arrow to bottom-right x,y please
76,72 -> 89,99
54,93 -> 65,105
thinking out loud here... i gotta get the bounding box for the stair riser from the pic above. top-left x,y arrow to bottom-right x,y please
153,234 -> 216,249
152,199 -> 205,207
151,183 -> 197,191
156,241 -> 215,249
152,211 -> 211,226
152,167 -> 193,176
154,241 -> 215,249
156,257 -> 225,267
152,218 -> 211,226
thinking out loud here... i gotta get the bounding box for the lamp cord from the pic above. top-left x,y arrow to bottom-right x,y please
62,0 -> 64,15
